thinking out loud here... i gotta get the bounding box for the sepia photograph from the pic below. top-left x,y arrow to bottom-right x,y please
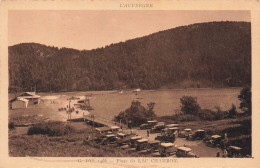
6,10 -> 253,159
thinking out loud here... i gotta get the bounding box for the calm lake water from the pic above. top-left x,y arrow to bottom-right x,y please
38,88 -> 242,121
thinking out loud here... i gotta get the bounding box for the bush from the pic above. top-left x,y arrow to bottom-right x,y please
8,122 -> 15,130
228,104 -> 238,117
171,114 -> 199,122
180,96 -> 201,115
197,109 -> 217,121
28,121 -> 75,136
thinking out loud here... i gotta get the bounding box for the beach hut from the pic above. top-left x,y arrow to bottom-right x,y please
18,92 -> 41,105
11,98 -> 29,109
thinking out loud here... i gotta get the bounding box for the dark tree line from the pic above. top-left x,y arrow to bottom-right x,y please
8,21 -> 251,92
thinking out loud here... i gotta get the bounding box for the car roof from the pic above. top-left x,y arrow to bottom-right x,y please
155,124 -> 164,127
211,135 -> 221,138
117,133 -> 125,136
169,127 -> 179,130
131,136 -> 142,140
96,127 -> 112,131
229,146 -> 242,150
147,120 -> 157,123
161,143 -> 174,147
110,126 -> 120,129
196,129 -> 205,132
167,124 -> 179,127
157,122 -> 165,124
141,123 -> 148,125
148,140 -> 160,144
137,138 -> 148,143
177,147 -> 191,151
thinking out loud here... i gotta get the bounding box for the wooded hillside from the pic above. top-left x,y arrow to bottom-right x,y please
8,21 -> 251,92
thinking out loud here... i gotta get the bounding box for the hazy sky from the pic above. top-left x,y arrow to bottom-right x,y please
8,10 -> 250,50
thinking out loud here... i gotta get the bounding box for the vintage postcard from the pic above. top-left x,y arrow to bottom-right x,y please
0,0 -> 260,167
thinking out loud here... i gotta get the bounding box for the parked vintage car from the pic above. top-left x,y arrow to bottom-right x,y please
116,135 -> 133,146
166,124 -> 179,128
186,129 -> 206,141
95,127 -> 113,136
110,126 -> 120,133
205,135 -> 222,147
101,134 -> 117,145
129,136 -> 142,148
163,127 -> 179,134
175,147 -> 198,158
155,131 -> 176,143
227,146 -> 243,158
178,128 -> 192,138
147,140 -> 161,153
157,122 -> 166,126
158,143 -> 177,157
151,123 -> 166,133
136,138 -> 149,151
139,120 -> 158,129
116,132 -> 127,139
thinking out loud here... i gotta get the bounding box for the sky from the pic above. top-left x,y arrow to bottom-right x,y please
8,10 -> 250,50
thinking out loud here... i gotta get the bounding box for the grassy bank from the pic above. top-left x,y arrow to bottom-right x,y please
9,121 -> 139,157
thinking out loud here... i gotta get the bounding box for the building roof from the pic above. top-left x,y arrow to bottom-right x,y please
12,97 -> 29,103
17,97 -> 29,102
18,92 -> 40,99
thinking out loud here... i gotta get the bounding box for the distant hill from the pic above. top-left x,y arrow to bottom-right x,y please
8,21 -> 251,92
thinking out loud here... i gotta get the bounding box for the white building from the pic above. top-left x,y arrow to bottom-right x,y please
18,92 -> 41,105
11,98 -> 29,109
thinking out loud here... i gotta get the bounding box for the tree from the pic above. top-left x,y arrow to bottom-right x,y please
180,96 -> 201,115
238,86 -> 251,114
114,100 -> 156,127
146,102 -> 156,119
228,104 -> 237,117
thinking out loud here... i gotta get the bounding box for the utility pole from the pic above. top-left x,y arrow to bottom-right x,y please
92,114 -> 95,142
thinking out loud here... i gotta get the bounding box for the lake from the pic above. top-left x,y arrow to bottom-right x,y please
35,88 -> 242,121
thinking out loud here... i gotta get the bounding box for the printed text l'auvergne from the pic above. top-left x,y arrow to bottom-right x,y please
120,3 -> 153,8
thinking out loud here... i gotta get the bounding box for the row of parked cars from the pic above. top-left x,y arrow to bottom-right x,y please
139,121 -> 244,158
177,128 -> 244,157
92,125 -> 198,157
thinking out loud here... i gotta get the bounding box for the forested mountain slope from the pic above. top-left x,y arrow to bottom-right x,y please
8,21 -> 251,92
